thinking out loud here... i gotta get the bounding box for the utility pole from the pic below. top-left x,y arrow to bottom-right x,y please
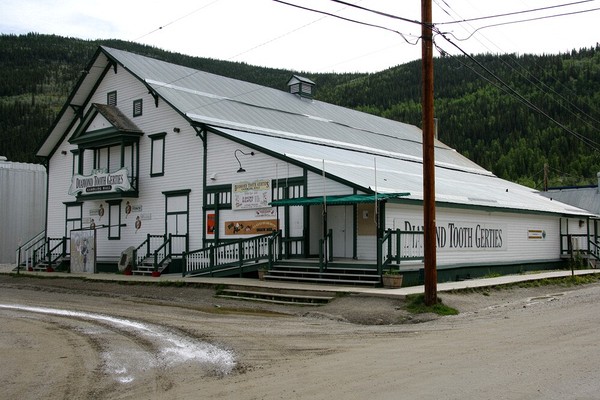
421,0 -> 437,306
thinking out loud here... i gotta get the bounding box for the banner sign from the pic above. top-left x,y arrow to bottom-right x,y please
69,168 -> 131,196
233,179 -> 272,210
401,220 -> 507,251
225,219 -> 279,235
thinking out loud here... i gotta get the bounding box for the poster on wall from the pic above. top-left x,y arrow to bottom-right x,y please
233,179 -> 272,210
207,213 -> 215,234
225,219 -> 279,235
70,229 -> 96,273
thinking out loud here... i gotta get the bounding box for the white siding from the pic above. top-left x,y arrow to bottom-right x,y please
384,203 -> 565,267
46,65 -> 205,259
306,170 -> 350,196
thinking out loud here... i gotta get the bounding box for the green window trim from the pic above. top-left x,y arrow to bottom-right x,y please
149,132 -> 166,177
107,200 -> 122,240
133,99 -> 143,117
107,91 -> 117,106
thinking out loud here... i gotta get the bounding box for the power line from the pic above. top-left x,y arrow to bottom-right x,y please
272,0 -> 419,45
133,0 -> 221,42
444,6 -> 600,42
433,32 -> 600,152
436,0 -> 596,25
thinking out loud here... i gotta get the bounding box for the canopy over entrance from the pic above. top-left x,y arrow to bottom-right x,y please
270,192 -> 410,207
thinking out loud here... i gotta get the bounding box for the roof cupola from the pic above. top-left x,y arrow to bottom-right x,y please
287,74 -> 315,98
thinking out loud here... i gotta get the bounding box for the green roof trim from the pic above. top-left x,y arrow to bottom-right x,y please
270,192 -> 410,207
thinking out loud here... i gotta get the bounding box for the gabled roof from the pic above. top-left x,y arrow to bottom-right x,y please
69,103 -> 143,147
37,46 -> 593,217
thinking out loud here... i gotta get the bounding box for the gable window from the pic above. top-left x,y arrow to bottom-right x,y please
71,149 -> 80,175
107,91 -> 117,106
107,200 -> 122,239
133,99 -> 143,117
150,133 -> 166,177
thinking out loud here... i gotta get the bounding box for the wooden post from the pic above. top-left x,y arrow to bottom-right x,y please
422,0 -> 438,306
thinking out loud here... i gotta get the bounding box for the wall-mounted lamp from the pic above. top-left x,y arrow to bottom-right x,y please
173,127 -> 181,133
61,150 -> 68,155
209,173 -> 217,181
234,149 -> 255,173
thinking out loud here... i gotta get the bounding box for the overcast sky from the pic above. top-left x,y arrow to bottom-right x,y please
1,0 -> 599,73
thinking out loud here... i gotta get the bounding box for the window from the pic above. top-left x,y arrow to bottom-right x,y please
107,91 -> 117,106
65,202 -> 82,237
107,200 -> 121,239
133,99 -> 143,117
150,133 -> 166,177
71,149 -> 80,175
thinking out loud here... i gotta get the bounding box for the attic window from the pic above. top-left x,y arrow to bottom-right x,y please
133,99 -> 143,117
107,91 -> 117,106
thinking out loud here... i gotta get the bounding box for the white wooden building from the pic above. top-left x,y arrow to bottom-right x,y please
31,47 -> 596,285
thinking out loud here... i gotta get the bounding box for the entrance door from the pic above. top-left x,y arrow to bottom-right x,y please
328,205 -> 354,258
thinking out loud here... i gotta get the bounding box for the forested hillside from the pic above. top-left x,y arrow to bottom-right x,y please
1,33 -> 599,189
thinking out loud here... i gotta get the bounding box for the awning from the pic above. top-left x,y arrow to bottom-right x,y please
270,192 -> 410,207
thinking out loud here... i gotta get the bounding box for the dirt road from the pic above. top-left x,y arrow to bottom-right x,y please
1,275 -> 599,399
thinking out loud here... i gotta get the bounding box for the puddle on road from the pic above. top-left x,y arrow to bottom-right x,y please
0,304 -> 236,383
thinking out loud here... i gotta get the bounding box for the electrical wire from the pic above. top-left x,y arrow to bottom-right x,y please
272,0 -> 419,45
445,6 -> 600,42
133,0 -> 221,42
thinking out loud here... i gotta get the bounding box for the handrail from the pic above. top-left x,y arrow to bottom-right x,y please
377,229 -> 425,275
152,233 -> 188,272
133,234 -> 165,269
318,229 -> 333,274
15,230 -> 46,272
588,239 -> 600,261
183,232 -> 277,277
46,237 -> 69,268
267,230 -> 282,270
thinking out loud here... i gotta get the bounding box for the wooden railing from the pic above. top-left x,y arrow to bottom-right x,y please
15,230 -> 45,271
318,229 -> 333,273
133,233 -> 187,271
377,229 -> 425,275
183,231 -> 279,277
133,234 -> 167,268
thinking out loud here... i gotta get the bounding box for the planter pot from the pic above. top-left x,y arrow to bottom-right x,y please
151,271 -> 161,278
382,274 -> 403,288
258,269 -> 267,281
46,266 -> 54,273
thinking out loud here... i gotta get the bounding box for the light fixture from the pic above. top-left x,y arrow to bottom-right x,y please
173,127 -> 181,133
234,149 -> 255,173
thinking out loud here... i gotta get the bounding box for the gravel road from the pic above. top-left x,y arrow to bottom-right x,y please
1,274 -> 599,400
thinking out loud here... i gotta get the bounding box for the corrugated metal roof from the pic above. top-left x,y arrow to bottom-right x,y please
215,127 -> 593,216
38,46 -> 593,217
540,187 -> 600,215
102,46 -> 486,174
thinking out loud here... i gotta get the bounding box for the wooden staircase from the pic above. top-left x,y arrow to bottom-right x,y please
132,256 -> 171,276
216,286 -> 335,306
263,260 -> 381,287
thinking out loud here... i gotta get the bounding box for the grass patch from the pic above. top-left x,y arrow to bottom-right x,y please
405,294 -> 459,316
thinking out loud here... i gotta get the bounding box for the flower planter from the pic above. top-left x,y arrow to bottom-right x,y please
382,274 -> 403,288
258,269 -> 267,281
151,271 -> 161,277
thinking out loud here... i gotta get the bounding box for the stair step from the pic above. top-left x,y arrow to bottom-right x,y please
216,289 -> 334,306
263,274 -> 379,286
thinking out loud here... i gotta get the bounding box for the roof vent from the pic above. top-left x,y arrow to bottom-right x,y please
287,75 -> 315,98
